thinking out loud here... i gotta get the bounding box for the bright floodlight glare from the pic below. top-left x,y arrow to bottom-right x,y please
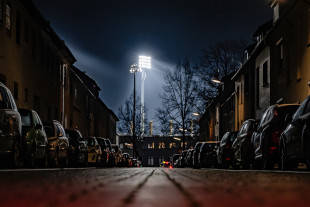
193,112 -> 200,116
211,78 -> 223,84
139,56 -> 151,69
130,63 -> 141,73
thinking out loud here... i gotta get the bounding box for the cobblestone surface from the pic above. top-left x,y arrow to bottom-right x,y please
0,167 -> 310,207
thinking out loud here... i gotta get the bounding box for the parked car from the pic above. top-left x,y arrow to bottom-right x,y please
19,109 -> 48,167
43,120 -> 69,167
172,154 -> 181,168
185,149 -> 194,167
192,142 -> 204,168
232,119 -> 258,169
85,137 -> 102,167
198,141 -> 220,168
178,150 -> 188,168
95,137 -> 109,167
280,96 -> 310,170
0,83 -> 22,167
217,131 -> 238,169
162,161 -> 172,168
252,104 -> 300,169
122,153 -> 130,167
65,129 -> 88,167
112,144 -> 122,166
104,138 -> 114,167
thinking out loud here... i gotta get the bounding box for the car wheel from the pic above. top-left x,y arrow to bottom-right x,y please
61,151 -> 69,168
304,141 -> 310,170
280,143 -> 297,170
52,149 -> 59,167
10,141 -> 20,168
41,150 -> 48,168
262,152 -> 273,170
27,144 -> 36,168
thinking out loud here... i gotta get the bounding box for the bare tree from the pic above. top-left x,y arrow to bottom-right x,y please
117,94 -> 149,140
156,59 -> 198,150
196,39 -> 248,110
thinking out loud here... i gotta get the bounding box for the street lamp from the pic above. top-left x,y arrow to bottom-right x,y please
139,56 -> 151,136
211,78 -> 223,84
129,63 -> 141,159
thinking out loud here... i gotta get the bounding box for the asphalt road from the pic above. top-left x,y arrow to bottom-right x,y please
0,167 -> 310,207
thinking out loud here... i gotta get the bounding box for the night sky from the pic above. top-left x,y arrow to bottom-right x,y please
33,0 -> 272,126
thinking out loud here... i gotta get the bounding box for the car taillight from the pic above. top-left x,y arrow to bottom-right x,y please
169,166 -> 173,169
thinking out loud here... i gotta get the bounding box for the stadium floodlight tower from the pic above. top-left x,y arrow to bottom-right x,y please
138,55 -> 151,136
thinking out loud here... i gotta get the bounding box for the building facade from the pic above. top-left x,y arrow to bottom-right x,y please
0,0 -> 118,142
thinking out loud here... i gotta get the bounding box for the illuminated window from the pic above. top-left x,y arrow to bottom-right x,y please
148,142 -> 154,149
181,142 -> 187,148
5,2 -> 11,32
169,142 -> 176,148
159,142 -> 165,149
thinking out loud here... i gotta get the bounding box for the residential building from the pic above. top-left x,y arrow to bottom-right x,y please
119,135 -> 197,166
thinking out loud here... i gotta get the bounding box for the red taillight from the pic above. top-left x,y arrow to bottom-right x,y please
169,166 -> 173,169
225,158 -> 231,161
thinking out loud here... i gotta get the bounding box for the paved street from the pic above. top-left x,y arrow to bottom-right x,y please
1,167 -> 310,207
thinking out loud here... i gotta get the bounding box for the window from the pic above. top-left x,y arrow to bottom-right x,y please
278,41 -> 283,71
24,88 -> 28,104
5,2 -> 11,32
256,67 -> 259,107
13,81 -> 18,100
148,142 -> 154,149
159,157 -> 165,164
147,157 -> 154,166
263,61 -> 268,86
181,142 -> 187,148
169,142 -> 176,148
159,142 -> 165,149
0,0 -> 3,25
74,88 -> 78,100
16,12 -> 21,44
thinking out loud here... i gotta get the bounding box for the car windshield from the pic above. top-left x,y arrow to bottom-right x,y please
19,110 -> 31,127
0,86 -> 12,109
97,139 -> 107,149
87,138 -> 95,147
65,130 -> 81,140
276,105 -> 300,124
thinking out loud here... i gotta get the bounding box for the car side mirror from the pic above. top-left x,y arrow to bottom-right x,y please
35,124 -> 42,130
0,100 -> 8,109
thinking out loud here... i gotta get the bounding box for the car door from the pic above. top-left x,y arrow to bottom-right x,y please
286,97 -> 310,158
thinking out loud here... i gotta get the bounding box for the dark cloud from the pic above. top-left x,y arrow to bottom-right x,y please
33,0 -> 272,120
